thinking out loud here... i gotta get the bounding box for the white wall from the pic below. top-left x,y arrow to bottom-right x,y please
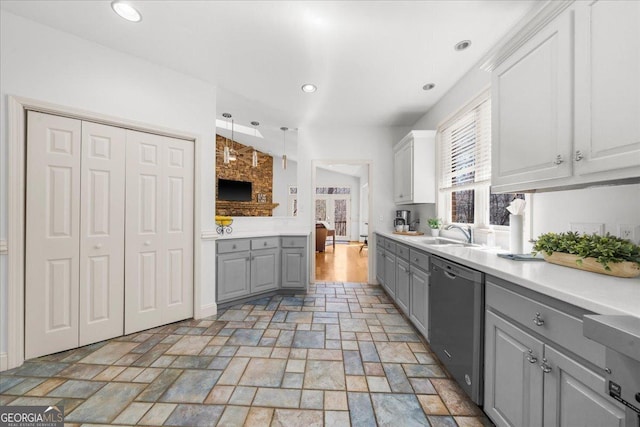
272,158 -> 298,217
410,63 -> 640,249
297,125 -> 410,280
315,167 -> 361,241
0,12 -> 217,358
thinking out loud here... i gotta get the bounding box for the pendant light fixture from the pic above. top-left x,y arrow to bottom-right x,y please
222,113 -> 232,164
280,127 -> 288,170
251,121 -> 259,168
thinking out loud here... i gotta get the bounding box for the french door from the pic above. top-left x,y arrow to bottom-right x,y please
315,194 -> 351,240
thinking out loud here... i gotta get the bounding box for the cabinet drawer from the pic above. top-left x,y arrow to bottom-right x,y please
251,237 -> 279,250
486,281 -> 605,368
281,236 -> 307,248
384,239 -> 397,253
376,235 -> 386,247
396,243 -> 410,261
217,239 -> 250,254
409,248 -> 430,272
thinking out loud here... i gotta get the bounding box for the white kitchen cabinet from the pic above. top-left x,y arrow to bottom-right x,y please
383,251 -> 396,299
574,0 -> 640,177
491,1 -> 640,193
393,131 -> 436,204
491,7 -> 574,191
484,278 -> 630,427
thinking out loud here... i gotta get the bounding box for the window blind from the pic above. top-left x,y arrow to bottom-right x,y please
439,94 -> 491,191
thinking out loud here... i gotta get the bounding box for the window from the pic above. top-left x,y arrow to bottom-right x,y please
438,90 -> 524,229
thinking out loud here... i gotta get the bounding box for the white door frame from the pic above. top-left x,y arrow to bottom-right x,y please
6,96 -> 202,370
310,160 -> 373,283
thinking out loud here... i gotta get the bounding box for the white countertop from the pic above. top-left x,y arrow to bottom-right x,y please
217,230 -> 311,239
377,231 -> 640,318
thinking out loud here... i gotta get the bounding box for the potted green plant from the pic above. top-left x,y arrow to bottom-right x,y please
533,231 -> 640,278
427,218 -> 442,237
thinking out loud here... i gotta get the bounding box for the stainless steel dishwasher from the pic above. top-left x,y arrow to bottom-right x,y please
429,256 -> 484,405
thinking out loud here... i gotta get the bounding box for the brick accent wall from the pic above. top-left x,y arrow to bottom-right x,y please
216,135 -> 278,216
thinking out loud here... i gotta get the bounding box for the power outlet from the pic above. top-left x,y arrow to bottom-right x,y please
618,224 -> 639,243
569,222 -> 604,235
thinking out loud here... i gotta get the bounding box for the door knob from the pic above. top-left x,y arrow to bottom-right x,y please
144,240 -> 151,246
94,244 -> 102,249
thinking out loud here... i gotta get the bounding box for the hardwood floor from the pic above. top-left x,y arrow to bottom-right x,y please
315,241 -> 368,283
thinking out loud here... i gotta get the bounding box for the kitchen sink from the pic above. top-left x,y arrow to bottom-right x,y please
418,237 -> 469,247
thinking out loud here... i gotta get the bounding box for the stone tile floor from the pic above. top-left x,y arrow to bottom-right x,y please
0,282 -> 493,426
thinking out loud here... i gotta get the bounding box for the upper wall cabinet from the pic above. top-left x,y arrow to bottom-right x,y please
492,9 -> 574,190
490,1 -> 640,193
574,0 -> 640,177
393,130 -> 436,204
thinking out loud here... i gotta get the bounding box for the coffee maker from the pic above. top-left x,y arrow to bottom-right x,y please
394,210 -> 411,230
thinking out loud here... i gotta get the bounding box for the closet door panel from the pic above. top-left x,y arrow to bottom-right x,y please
125,131 -> 165,334
164,139 -> 194,323
25,111 -> 82,359
79,122 -> 126,346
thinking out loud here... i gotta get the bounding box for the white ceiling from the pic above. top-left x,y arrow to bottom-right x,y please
1,0 -> 537,139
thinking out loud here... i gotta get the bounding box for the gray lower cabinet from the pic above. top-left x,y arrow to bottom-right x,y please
485,279 -> 630,427
251,248 -> 279,293
376,244 -> 385,284
409,265 -> 430,339
485,310 -> 544,427
383,251 -> 396,299
217,235 -> 308,304
217,251 -> 251,302
543,345 -> 627,427
395,258 -> 410,315
282,248 -> 306,288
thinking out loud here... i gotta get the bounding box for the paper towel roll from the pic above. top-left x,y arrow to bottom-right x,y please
510,214 -> 523,254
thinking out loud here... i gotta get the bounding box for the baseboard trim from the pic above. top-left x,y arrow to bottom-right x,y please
197,302 -> 218,319
0,352 -> 8,371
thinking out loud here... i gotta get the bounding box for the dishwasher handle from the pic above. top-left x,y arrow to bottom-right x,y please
444,271 -> 457,280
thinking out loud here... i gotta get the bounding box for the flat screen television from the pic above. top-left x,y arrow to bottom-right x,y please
218,178 -> 252,201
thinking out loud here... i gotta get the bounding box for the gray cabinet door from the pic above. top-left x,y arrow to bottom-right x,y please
543,345 -> 627,427
376,246 -> 385,285
395,258 -> 410,315
485,311 -> 544,427
282,248 -> 307,288
410,266 -> 429,338
384,252 -> 396,299
251,248 -> 279,294
217,251 -> 251,302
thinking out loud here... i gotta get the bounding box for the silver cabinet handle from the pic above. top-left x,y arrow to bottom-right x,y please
554,155 -> 564,165
264,242 -> 267,246
526,349 -> 537,364
144,241 -> 151,246
605,367 -> 612,374
540,358 -> 552,373
94,244 -> 102,249
575,150 -> 584,161
232,244 -> 237,249
533,312 -> 545,326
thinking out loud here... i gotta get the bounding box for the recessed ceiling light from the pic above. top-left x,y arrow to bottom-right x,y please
422,83 -> 436,91
250,121 -> 260,126
301,84 -> 317,93
111,1 -> 142,22
454,40 -> 472,51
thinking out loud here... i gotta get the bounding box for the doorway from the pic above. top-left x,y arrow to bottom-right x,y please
312,161 -> 372,284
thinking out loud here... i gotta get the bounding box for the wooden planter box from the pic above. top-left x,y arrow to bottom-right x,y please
543,252 -> 640,278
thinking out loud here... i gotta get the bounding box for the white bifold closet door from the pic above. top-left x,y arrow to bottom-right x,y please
25,111 -> 193,359
25,114 -> 126,359
26,112 -> 82,359
79,122 -> 126,346
124,130 -> 194,334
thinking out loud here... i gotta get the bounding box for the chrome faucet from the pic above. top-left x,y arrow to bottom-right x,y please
444,224 -> 474,244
